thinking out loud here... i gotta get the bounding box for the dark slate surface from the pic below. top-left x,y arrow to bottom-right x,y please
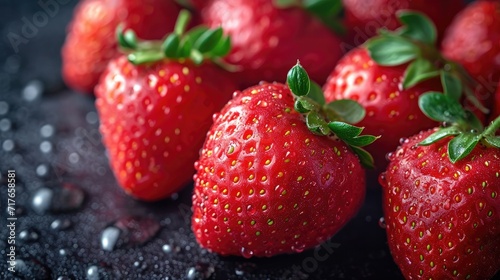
0,1 -> 496,280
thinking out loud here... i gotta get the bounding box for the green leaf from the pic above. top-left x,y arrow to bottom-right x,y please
396,11 -> 437,45
441,71 -> 462,100
209,36 -> 231,57
273,0 -> 300,8
308,82 -> 325,105
116,25 -> 138,50
128,51 -> 164,65
162,34 -> 180,58
194,27 -> 224,53
350,146 -> 375,169
464,110 -> 484,132
484,136 -> 500,148
178,38 -> 193,57
328,121 -> 363,139
325,99 -> 366,124
306,112 -> 330,135
302,0 -> 345,34
448,133 -> 481,163
287,62 -> 311,97
418,92 -> 467,123
174,9 -> 191,35
294,97 -> 317,113
419,127 -> 460,146
344,135 -> 379,147
185,26 -> 210,44
365,35 -> 419,66
190,49 -> 204,65
403,58 -> 439,89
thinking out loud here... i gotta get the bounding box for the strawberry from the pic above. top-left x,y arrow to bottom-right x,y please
324,11 -> 487,169
343,0 -> 465,47
380,91 -> 500,279
62,0 -> 182,94
441,0 -> 500,113
95,11 -> 238,201
192,63 -> 376,257
201,0 -> 345,87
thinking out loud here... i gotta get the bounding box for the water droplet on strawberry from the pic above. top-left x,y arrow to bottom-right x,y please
399,137 -> 408,144
385,152 -> 395,161
240,247 -> 254,258
378,172 -> 387,185
378,217 -> 387,229
404,170 -> 410,179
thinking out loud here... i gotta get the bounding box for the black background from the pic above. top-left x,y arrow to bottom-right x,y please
0,0 -> 497,279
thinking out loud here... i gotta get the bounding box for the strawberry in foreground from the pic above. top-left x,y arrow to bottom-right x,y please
343,0 -> 464,47
324,11 -> 488,169
441,0 -> 500,111
380,92 -> 500,279
95,11 -> 238,201
201,0 -> 345,87
192,63 -> 377,257
62,0 -> 182,94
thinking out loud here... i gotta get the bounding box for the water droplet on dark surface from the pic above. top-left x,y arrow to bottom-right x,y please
32,183 -> 85,214
86,111 -> 98,124
36,164 -> 48,177
378,217 -> 387,229
2,139 -> 15,151
19,228 -> 40,242
162,244 -> 173,254
57,276 -> 73,280
0,101 -> 9,115
133,260 -> 148,271
40,124 -> 55,138
235,262 -> 257,276
40,140 -> 53,153
186,263 -> 215,280
86,266 -> 100,280
13,258 -> 51,280
22,80 -> 44,101
51,218 -> 72,231
68,152 -> 80,163
0,118 -> 11,131
100,216 -> 160,251
59,249 -> 67,256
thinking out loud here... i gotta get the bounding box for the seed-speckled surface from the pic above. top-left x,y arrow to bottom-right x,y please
193,82 -> 366,257
381,128 -> 500,279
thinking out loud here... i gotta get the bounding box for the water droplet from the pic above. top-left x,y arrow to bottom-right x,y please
133,260 -> 147,270
40,141 -> 52,153
235,262 -> 257,276
399,137 -> 408,144
101,226 -> 121,251
59,249 -> 67,256
57,276 -> 72,280
186,263 -> 215,280
404,170 -> 410,179
378,217 -> 387,229
240,247 -> 254,258
100,216 -> 160,251
40,124 -> 55,138
162,244 -> 173,253
385,152 -> 395,161
22,80 -> 44,101
19,228 -> 40,242
32,183 -> 85,214
51,219 -> 72,231
86,266 -> 99,280
86,111 -> 98,125
13,259 -> 51,279
68,152 -> 80,164
36,164 -> 48,177
186,267 -> 197,280
3,139 -> 15,151
0,101 -> 9,115
0,118 -> 11,131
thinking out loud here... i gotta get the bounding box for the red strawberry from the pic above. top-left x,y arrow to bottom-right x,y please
380,96 -> 500,279
343,0 -> 464,47
192,64 -> 376,257
441,0 -> 500,114
95,12 -> 238,200
324,11 -> 488,169
62,0 -> 182,94
201,0 -> 344,87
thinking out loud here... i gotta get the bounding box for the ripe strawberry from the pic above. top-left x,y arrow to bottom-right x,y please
201,0 -> 344,87
442,0 -> 500,112
95,12 -> 238,200
324,11 -> 487,169
343,0 -> 465,47
192,64 -> 376,257
380,94 -> 500,279
62,0 -> 182,94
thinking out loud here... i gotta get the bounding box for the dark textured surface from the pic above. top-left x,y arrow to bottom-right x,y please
0,1 -> 496,280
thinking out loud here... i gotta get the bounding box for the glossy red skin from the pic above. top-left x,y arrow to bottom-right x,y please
323,47 -> 440,170
62,0 -> 181,94
343,0 -> 465,47
442,0 -> 500,111
202,0 -> 344,88
95,56 -> 237,201
380,128 -> 500,279
192,83 -> 366,257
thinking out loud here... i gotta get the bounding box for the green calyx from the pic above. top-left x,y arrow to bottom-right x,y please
418,93 -> 500,163
273,0 -> 345,35
287,62 -> 378,168
117,10 -> 232,66
365,10 -> 489,114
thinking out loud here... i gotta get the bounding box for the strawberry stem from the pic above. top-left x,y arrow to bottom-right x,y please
174,10 -> 191,36
483,115 -> 500,136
